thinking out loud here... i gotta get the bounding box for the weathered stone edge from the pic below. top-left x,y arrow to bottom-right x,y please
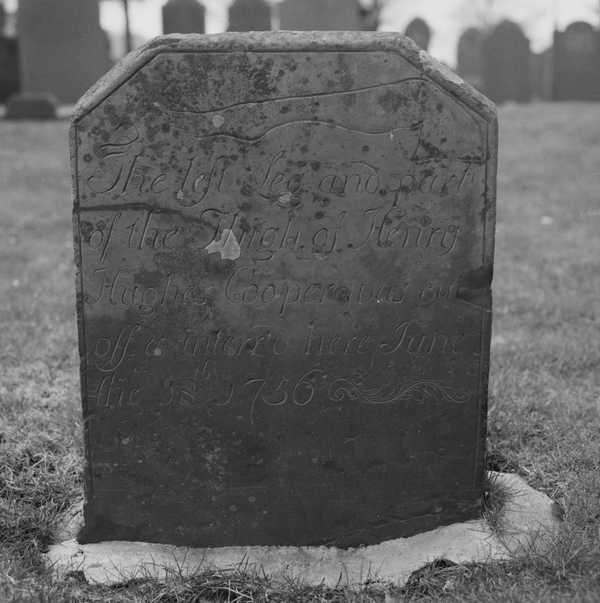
72,32 -> 497,124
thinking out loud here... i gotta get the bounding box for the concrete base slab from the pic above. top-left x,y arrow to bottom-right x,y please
45,472 -> 561,588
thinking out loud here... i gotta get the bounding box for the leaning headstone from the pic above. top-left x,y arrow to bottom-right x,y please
228,0 -> 271,31
553,22 -> 600,101
6,91 -> 57,119
71,32 -> 497,548
482,20 -> 531,103
17,0 -> 111,104
163,0 -> 206,35
0,35 -> 19,103
279,0 -> 361,31
456,27 -> 484,91
404,17 -> 432,51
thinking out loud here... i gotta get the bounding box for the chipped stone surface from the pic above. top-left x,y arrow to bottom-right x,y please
46,473 -> 560,588
71,33 -> 497,548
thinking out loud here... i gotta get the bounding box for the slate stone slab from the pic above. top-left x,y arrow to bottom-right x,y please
482,20 -> 531,104
71,33 -> 497,548
278,0 -> 361,31
553,22 -> 600,101
0,36 -> 19,103
228,0 -> 271,32
6,92 -> 57,119
18,0 -> 111,103
404,18 -> 432,51
457,27 -> 484,91
162,0 -> 206,35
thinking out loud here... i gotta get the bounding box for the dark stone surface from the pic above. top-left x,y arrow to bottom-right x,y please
404,18 -> 431,51
278,0 -> 361,31
0,36 -> 19,103
531,47 -> 554,101
483,20 -> 531,104
17,0 -> 111,103
163,0 -> 206,35
72,32 -> 497,548
228,0 -> 271,32
553,22 -> 600,101
6,92 -> 57,119
456,27 -> 484,91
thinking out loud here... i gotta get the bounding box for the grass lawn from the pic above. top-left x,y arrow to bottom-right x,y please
1,103 -> 599,601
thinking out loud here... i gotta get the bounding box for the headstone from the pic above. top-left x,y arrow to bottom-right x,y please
163,0 -> 206,35
228,0 -> 271,32
6,91 -> 57,119
0,35 -> 19,102
71,32 -> 497,548
279,0 -> 361,31
482,20 -> 531,103
404,18 -> 431,51
17,0 -> 111,103
456,27 -> 484,91
530,47 -> 553,101
358,0 -> 381,31
553,22 -> 600,101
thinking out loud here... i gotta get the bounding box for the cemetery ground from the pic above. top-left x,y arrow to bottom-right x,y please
0,103 -> 599,602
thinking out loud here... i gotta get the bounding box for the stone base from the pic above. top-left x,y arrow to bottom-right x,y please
5,93 -> 58,119
45,473 -> 561,588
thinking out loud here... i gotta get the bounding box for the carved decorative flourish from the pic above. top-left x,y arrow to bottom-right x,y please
328,378 -> 468,405
156,78 -> 425,116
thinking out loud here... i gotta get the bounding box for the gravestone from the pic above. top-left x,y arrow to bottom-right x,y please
6,92 -> 57,119
0,35 -> 19,102
404,18 -> 431,51
457,27 -> 484,91
228,0 -> 271,32
163,0 -> 206,35
482,20 -> 531,103
279,0 -> 361,31
71,32 -> 497,548
17,0 -> 111,104
553,22 -> 600,101
531,47 -> 553,101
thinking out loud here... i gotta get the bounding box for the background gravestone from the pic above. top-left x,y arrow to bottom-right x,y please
404,17 -> 432,51
457,27 -> 484,91
72,32 -> 497,548
531,47 -> 553,101
17,0 -> 111,103
228,0 -> 271,32
483,20 -> 531,103
278,0 -> 361,31
6,91 -> 57,119
163,0 -> 206,35
553,22 -> 600,101
0,34 -> 19,103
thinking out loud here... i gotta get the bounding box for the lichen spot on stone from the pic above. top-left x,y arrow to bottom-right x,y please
212,114 -> 225,128
205,229 -> 241,261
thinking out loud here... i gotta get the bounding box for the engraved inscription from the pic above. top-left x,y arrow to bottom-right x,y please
73,40 -> 495,547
